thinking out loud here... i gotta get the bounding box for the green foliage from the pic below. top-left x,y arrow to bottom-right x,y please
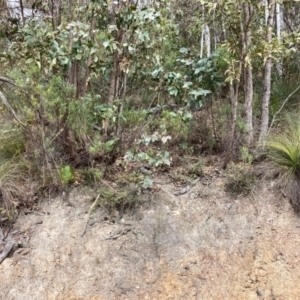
0,125 -> 25,158
89,137 -> 117,156
1,0 -> 300,216
84,168 -> 102,186
240,147 -> 253,165
60,166 -> 75,185
156,110 -> 191,142
150,51 -> 222,107
125,148 -> 171,168
123,109 -> 148,128
270,77 -> 300,119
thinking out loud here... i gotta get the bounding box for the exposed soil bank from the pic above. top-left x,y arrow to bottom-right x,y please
1,175 -> 300,300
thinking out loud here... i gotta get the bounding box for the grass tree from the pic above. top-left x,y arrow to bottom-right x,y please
267,113 -> 300,212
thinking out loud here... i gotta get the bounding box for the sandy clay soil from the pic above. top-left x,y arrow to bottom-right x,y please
1,170 -> 300,300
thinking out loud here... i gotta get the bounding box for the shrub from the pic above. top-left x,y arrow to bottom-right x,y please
158,110 -> 191,143
266,113 -> 300,211
60,165 -> 75,185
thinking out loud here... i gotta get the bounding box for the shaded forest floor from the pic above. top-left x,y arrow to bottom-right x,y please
1,168 -> 300,300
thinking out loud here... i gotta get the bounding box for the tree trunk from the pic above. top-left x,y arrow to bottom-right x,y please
19,0 -> 24,26
259,0 -> 275,144
84,14 -> 96,93
204,24 -> 211,57
200,5 -> 204,58
223,77 -> 240,169
275,2 -> 282,76
243,3 -> 254,146
244,65 -> 253,145
56,0 -> 62,28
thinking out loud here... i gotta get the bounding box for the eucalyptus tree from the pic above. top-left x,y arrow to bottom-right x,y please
193,0 -> 296,152
259,0 -> 276,144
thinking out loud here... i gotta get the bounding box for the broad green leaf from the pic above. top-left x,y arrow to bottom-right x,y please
179,47 -> 189,54
168,86 -> 178,97
183,82 -> 193,89
75,54 -> 82,60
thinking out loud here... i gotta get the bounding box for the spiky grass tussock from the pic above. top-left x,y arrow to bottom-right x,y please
0,159 -> 25,216
0,124 -> 26,219
266,113 -> 300,212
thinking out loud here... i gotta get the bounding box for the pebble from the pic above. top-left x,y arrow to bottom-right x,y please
21,249 -> 29,255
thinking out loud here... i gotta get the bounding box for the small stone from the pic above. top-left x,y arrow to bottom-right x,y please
21,249 -> 29,255
215,179 -> 224,187
250,274 -> 256,282
259,269 -> 267,277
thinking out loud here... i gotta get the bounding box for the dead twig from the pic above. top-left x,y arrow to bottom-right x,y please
0,234 -> 16,264
81,192 -> 101,237
101,179 -> 118,193
173,177 -> 201,196
103,227 -> 134,240
0,91 -> 26,127
0,76 -> 19,87
268,84 -> 300,135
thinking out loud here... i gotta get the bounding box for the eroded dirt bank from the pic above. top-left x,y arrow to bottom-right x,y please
1,175 -> 300,300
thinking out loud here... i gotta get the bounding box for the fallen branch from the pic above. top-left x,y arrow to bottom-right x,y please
268,84 -> 300,135
0,237 -> 14,264
0,76 -> 19,87
0,90 -> 26,127
81,192 -> 101,237
103,227 -> 134,240
173,177 -> 200,196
